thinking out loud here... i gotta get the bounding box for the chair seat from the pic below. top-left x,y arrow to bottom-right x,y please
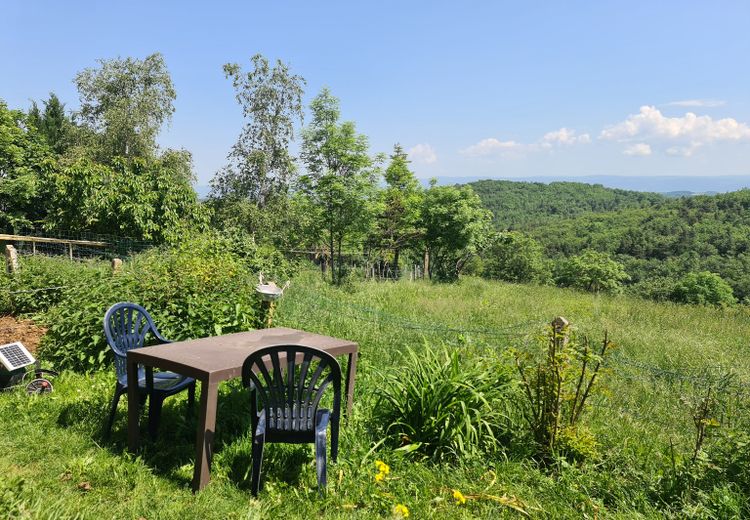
117,368 -> 195,394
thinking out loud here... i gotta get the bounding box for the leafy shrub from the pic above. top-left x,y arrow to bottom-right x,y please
41,155 -> 209,244
671,271 -> 736,307
37,232 -> 294,371
373,344 -> 517,463
555,425 -> 599,463
482,231 -> 550,284
555,250 -> 629,294
0,255 -> 110,315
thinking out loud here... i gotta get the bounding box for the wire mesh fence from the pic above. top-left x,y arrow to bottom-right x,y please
1,229 -> 154,261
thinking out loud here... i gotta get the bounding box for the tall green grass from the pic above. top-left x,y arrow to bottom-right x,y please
2,267 -> 750,517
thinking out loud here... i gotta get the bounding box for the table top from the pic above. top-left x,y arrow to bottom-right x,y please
127,327 -> 358,381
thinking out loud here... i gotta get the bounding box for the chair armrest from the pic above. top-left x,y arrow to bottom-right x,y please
151,327 -> 174,345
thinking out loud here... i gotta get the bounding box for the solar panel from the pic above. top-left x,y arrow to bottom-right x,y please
0,342 -> 35,371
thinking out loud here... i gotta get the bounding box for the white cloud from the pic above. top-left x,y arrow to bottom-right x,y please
665,99 -> 726,108
600,105 -> 750,155
463,127 -> 590,157
407,143 -> 437,164
623,143 -> 652,156
461,138 -> 523,157
541,127 -> 591,147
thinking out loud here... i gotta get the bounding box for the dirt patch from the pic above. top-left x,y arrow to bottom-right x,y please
0,316 -> 47,354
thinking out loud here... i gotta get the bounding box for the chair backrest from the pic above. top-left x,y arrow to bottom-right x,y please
103,302 -> 168,380
242,345 -> 342,432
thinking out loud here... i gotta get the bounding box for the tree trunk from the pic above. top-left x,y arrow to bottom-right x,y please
337,235 -> 343,284
329,226 -> 336,284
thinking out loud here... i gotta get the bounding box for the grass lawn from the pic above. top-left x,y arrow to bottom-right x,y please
2,272 -> 749,518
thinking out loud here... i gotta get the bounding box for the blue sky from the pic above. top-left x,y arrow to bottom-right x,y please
3,1 -> 750,185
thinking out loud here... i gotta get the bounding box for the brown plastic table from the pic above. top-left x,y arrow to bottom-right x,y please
126,327 -> 358,491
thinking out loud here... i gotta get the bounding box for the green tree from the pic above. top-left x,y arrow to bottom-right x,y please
28,93 -> 74,155
556,250 -> 629,294
43,155 -> 206,242
210,54 -> 305,206
421,182 -> 491,281
371,144 -> 423,275
0,100 -> 55,232
300,88 -> 378,284
483,231 -> 549,284
75,53 -> 176,160
672,271 -> 736,307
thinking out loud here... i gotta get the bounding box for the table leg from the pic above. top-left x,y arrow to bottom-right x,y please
192,378 -> 218,492
127,358 -> 140,452
344,350 -> 358,416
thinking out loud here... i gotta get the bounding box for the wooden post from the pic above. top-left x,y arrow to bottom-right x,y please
111,258 -> 123,273
552,316 -> 570,344
68,242 -> 74,260
551,316 -> 571,357
32,241 -> 36,255
5,245 -> 19,274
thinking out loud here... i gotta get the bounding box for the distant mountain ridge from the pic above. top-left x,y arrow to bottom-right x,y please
427,175 -> 750,194
194,175 -> 750,199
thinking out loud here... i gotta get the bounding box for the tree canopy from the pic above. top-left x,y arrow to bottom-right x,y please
210,54 -> 305,206
0,101 -> 55,232
75,53 -> 176,161
421,183 -> 491,281
370,144 -> 423,273
300,88 -> 379,284
555,250 -> 629,294
27,93 -> 75,155
482,231 -> 549,284
672,271 -> 736,307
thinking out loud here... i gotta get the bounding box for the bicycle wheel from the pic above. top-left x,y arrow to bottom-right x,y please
25,378 -> 53,395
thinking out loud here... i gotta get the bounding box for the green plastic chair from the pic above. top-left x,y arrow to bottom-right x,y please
103,302 -> 195,439
242,345 -> 341,495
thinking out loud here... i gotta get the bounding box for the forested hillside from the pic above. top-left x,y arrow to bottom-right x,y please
470,179 -> 750,303
468,179 -> 667,228
528,189 -> 750,301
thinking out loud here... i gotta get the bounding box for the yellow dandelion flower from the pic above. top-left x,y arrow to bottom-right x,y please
375,460 -> 390,474
375,471 -> 385,482
452,489 -> 467,505
393,503 -> 410,517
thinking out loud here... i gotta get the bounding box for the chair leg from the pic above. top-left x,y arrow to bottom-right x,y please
103,384 -> 124,439
148,394 -> 164,440
331,413 -> 340,463
251,411 -> 266,497
315,409 -> 330,493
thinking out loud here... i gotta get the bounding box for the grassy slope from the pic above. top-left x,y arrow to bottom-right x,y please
3,273 -> 750,518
